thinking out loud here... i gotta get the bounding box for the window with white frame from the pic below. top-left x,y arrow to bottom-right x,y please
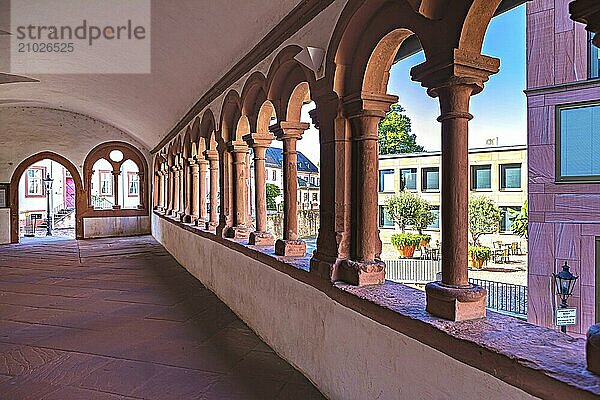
128,172 -> 139,196
379,169 -> 395,192
100,171 -> 113,196
26,167 -> 45,197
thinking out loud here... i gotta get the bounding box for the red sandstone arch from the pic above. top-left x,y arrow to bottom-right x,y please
9,151 -> 84,243
240,72 -> 269,133
266,45 -> 316,122
82,141 -> 149,215
458,0 -> 503,54
218,90 -> 243,144
199,109 -> 218,153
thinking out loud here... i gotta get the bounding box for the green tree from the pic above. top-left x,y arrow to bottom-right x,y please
508,200 -> 528,239
468,196 -> 502,246
378,103 -> 424,155
413,200 -> 436,234
266,183 -> 281,211
384,190 -> 433,233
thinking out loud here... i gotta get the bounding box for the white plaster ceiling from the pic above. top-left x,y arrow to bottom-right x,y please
0,0 -> 303,148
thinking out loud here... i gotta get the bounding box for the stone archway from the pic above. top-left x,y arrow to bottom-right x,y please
10,151 -> 84,243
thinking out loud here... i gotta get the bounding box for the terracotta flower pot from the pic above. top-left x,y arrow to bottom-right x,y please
470,258 -> 484,269
399,245 -> 416,258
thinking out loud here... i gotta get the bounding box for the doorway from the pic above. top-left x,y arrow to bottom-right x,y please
10,152 -> 83,243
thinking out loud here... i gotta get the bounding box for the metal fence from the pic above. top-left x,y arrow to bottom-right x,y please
469,278 -> 528,319
384,259 -> 528,319
384,258 -> 441,284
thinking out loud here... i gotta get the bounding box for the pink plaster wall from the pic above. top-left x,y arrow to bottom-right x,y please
526,0 -> 599,335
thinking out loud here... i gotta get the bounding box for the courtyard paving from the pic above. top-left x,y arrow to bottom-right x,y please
0,235 -> 325,399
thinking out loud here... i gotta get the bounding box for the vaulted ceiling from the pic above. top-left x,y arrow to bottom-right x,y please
0,0 -> 303,148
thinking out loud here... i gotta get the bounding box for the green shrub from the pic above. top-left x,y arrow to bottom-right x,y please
419,234 -> 431,243
391,233 -> 422,248
468,246 -> 491,262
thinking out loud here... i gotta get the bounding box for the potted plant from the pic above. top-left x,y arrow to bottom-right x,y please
469,246 -> 491,269
391,234 -> 422,258
419,234 -> 431,247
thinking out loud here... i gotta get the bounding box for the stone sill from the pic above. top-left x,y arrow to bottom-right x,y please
153,211 -> 600,400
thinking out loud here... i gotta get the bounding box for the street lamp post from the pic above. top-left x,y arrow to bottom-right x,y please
553,262 -> 578,333
43,174 -> 53,236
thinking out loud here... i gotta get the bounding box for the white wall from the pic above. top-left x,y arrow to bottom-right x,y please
152,215 -> 540,400
84,216 -> 150,239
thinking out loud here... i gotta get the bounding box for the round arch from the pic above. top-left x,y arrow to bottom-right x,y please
82,141 -> 149,213
9,151 -> 84,243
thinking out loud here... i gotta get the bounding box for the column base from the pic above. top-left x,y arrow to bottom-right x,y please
275,239 -> 306,257
225,225 -> 251,239
194,218 -> 206,227
112,205 -> 122,210
249,231 -> 274,246
205,221 -> 217,230
310,252 -> 336,281
336,259 -> 385,286
587,324 -> 600,375
182,214 -> 197,223
425,281 -> 487,321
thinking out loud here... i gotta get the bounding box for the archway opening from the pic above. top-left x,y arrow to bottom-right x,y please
14,157 -> 81,242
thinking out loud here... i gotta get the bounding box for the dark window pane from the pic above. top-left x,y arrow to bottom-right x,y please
500,206 -> 521,232
422,168 -> 439,191
400,168 -> 417,190
501,164 -> 521,189
379,205 -> 394,227
472,166 -> 491,190
560,104 -> 600,178
428,206 -> 440,229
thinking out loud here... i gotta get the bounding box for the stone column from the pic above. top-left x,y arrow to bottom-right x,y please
308,91 -> 342,280
196,158 -> 209,225
162,168 -> 169,211
184,158 -> 199,223
155,172 -> 162,210
112,169 -> 121,210
204,150 -> 219,230
271,121 -> 309,256
138,172 -> 145,210
412,50 -> 499,321
243,134 -> 275,246
225,142 -> 251,239
171,165 -> 180,217
335,93 -> 396,285
178,160 -> 186,220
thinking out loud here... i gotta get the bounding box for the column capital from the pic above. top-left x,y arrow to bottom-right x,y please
411,48 -> 499,97
270,121 -> 310,141
203,149 -> 219,161
570,0 -> 600,47
226,140 -> 249,154
342,91 -> 398,119
242,132 -> 274,149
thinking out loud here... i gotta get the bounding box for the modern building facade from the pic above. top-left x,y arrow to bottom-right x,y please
526,0 -> 600,335
378,145 -> 528,248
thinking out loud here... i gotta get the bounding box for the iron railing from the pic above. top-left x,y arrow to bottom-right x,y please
91,195 -> 113,209
469,278 -> 528,319
384,258 -> 441,284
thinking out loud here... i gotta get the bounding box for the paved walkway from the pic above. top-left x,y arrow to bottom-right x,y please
0,236 -> 325,399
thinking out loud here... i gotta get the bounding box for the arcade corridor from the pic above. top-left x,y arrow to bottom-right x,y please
0,236 -> 324,399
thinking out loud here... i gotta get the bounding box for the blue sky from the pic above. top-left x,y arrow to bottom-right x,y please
278,4 -> 526,163
388,4 -> 527,151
